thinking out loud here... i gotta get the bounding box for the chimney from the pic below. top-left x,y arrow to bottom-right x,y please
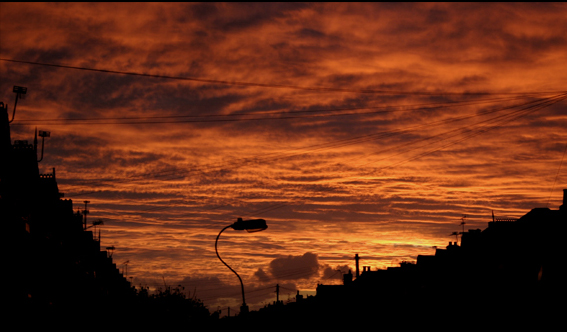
34,127 -> 38,153
561,189 -> 566,211
355,254 -> 360,278
1,102 -> 11,151
343,269 -> 353,285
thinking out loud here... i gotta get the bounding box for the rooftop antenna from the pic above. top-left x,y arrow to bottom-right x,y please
86,219 -> 104,240
37,129 -> 51,162
106,245 -> 115,258
9,86 -> 27,123
162,276 -> 169,292
83,201 -> 90,230
460,215 -> 467,234
122,260 -> 129,277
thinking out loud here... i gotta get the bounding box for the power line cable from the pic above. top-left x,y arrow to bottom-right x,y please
353,94 -> 567,175
60,93 -> 564,193
355,93 -> 567,168
57,93 -> 566,230
2,58 -> 565,96
12,94 -> 539,125
60,93 -> 559,210
39,94 -> 558,195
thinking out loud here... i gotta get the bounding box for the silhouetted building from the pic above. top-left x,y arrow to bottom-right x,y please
313,190 -> 567,323
1,102 -> 135,317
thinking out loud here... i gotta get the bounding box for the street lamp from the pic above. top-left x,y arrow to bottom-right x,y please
215,218 -> 268,315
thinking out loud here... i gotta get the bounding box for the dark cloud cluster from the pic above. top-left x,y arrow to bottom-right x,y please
269,252 -> 319,280
253,252 -> 320,282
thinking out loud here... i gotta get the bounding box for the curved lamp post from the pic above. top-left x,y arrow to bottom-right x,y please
215,218 -> 268,315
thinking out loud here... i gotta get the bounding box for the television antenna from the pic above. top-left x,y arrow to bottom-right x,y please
9,85 -> 27,123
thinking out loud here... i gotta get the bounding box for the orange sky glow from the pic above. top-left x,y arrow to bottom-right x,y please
2,3 -> 566,312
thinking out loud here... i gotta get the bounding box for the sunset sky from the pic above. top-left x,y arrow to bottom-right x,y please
2,3 -> 566,313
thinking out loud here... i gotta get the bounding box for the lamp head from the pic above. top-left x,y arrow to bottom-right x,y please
231,218 -> 268,233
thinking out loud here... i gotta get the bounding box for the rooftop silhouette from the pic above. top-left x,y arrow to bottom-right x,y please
2,97 -> 210,328
241,189 -> 567,327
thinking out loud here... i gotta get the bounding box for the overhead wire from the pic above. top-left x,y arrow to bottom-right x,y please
356,93 -> 567,169
6,58 -> 564,228
11,94 -> 544,126
3,58 -> 564,96
58,93 -> 565,230
4,58 -> 564,185
93,93 -> 567,221
354,93 -> 567,174
60,93 -> 564,194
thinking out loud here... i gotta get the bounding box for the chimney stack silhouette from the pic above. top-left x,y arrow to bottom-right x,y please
355,254 -> 360,278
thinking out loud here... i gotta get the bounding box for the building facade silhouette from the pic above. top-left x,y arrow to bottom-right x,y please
1,101 -> 135,318
314,191 -> 566,324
